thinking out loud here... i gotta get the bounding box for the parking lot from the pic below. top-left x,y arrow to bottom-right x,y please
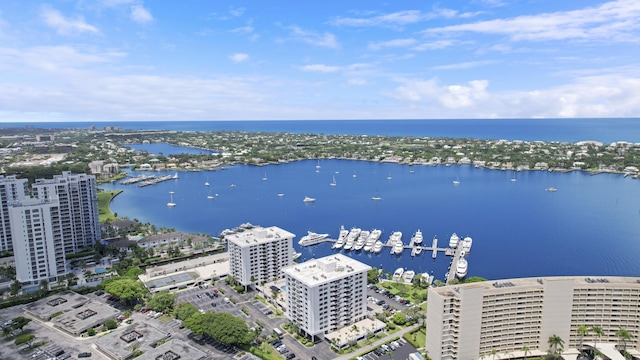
174,285 -> 241,317
358,337 -> 417,360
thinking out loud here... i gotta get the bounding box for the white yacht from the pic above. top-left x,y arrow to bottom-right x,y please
330,175 -> 336,187
414,246 -> 422,255
462,236 -> 473,252
354,230 -> 369,251
343,228 -> 361,250
364,229 -> 381,252
172,172 -> 179,179
393,239 -> 404,255
303,196 -> 316,203
333,226 -> 349,249
372,241 -> 383,253
403,270 -> 415,284
456,257 -> 468,278
412,229 -> 423,245
298,231 -> 329,246
449,233 -> 460,248
392,268 -> 404,281
167,191 -> 176,207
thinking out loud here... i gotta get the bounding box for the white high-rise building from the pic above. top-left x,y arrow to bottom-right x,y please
226,226 -> 295,288
282,254 -> 370,339
426,276 -> 640,360
32,171 -> 100,252
9,198 -> 66,286
0,175 -> 29,253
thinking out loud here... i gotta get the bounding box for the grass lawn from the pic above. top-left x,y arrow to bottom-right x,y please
379,280 -> 428,303
98,190 -> 122,223
404,327 -> 426,349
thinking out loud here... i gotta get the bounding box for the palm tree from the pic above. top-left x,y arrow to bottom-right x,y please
615,327 -> 631,354
490,349 -> 497,360
577,324 -> 589,353
548,334 -> 565,356
591,326 -> 603,353
522,345 -> 531,358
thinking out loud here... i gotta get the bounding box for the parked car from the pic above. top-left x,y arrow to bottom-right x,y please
286,353 -> 296,359
78,352 -> 92,358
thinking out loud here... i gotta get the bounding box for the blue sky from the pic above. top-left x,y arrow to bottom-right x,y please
0,0 -> 639,122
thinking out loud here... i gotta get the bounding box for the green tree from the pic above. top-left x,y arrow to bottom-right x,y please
87,328 -> 96,336
11,317 -> 31,333
147,291 -> 176,313
548,334 -> 565,356
522,345 -> 530,358
616,327 -> 631,353
184,312 -> 251,346
173,303 -> 199,321
591,326 -> 603,352
9,280 -> 21,295
14,333 -> 36,348
577,324 -> 589,353
392,312 -> 407,325
367,268 -> 379,284
105,319 -> 118,330
104,278 -> 147,305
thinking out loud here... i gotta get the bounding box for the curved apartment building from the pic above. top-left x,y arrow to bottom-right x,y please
426,276 -> 640,360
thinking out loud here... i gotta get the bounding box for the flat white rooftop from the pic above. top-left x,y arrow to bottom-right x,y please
226,226 -> 294,248
283,253 -> 371,287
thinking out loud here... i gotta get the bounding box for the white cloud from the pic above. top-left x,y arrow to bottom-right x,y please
394,78 -> 488,108
286,26 -> 339,48
430,60 -> 498,70
229,53 -> 249,63
130,4 -> 153,24
300,64 -> 341,73
229,7 -> 246,17
411,40 -> 455,51
100,0 -> 135,6
231,26 -> 254,35
330,8 -> 481,28
368,38 -> 416,51
41,5 -> 99,35
348,78 -> 367,85
425,0 -> 640,42
0,46 -> 125,72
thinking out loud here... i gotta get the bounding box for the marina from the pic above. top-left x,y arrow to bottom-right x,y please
299,226 -> 470,283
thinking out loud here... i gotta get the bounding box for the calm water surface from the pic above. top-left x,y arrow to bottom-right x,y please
102,157 -> 640,282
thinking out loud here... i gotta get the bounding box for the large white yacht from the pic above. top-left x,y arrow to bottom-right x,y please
456,257 -> 468,278
392,232 -> 404,255
364,229 -> 381,252
332,226 -> 349,249
412,229 -> 423,245
354,230 -> 369,251
372,241 -> 383,253
303,196 -> 316,203
462,236 -> 473,252
298,231 -> 329,246
403,270 -> 415,284
343,228 -> 361,250
392,268 -> 404,281
449,233 -> 460,248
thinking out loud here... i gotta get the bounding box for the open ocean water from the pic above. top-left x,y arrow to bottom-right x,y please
4,118 -> 640,143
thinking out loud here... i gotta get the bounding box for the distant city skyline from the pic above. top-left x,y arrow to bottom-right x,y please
0,0 -> 639,122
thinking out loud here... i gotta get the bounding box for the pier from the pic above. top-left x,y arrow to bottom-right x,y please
445,245 -> 465,284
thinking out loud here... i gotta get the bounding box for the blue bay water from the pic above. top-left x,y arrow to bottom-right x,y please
101,158 -> 640,282
4,118 -> 640,143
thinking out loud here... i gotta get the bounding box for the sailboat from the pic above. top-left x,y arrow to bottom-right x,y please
453,175 -> 460,185
511,172 -> 517,182
172,172 -> 179,179
387,173 -> 392,180
316,160 -> 321,169
204,176 -> 210,186
167,191 -> 176,207
262,172 -> 268,181
207,188 -> 214,200
330,175 -> 337,187
372,189 -> 382,201
352,171 -> 357,178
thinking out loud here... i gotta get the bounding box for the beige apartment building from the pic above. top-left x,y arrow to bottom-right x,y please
282,254 -> 370,340
227,226 -> 295,288
426,276 -> 640,360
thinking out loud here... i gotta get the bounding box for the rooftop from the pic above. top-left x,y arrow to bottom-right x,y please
95,322 -> 172,360
226,226 -> 295,248
283,253 -> 371,287
23,291 -> 91,321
